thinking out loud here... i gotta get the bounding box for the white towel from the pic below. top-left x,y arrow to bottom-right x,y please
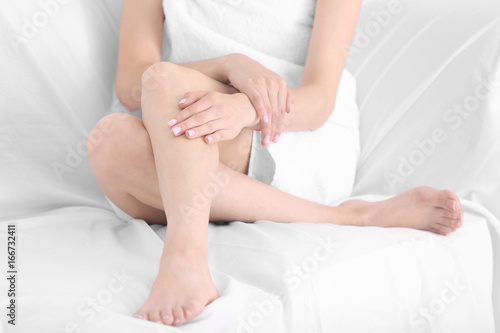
162,0 -> 360,205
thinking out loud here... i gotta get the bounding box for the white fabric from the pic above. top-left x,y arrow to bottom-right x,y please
0,0 -> 499,332
162,0 -> 360,204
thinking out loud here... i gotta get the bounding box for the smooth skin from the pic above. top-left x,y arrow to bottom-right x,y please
87,0 -> 464,326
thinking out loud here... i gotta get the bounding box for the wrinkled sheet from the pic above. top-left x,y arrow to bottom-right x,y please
0,0 -> 499,332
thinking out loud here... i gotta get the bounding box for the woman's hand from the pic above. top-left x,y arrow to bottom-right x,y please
223,54 -> 295,147
167,91 -> 259,144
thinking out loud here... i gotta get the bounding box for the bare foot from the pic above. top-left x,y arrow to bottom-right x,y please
340,186 -> 463,235
133,249 -> 218,325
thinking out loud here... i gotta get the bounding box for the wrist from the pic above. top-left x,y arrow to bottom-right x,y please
235,93 -> 260,130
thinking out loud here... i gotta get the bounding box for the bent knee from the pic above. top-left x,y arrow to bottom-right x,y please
86,113 -> 142,161
141,61 -> 182,91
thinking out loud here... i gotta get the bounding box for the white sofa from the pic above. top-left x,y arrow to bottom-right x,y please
1,0 -> 499,332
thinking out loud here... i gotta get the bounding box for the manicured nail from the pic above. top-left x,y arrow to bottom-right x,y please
206,136 -> 213,143
178,98 -> 187,105
186,130 -> 195,137
263,115 -> 269,123
263,135 -> 271,145
447,199 -> 456,211
133,314 -> 143,319
167,119 -> 177,127
172,127 -> 181,135
273,134 -> 280,143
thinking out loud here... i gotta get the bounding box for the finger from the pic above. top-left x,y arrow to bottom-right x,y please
168,91 -> 209,128
173,106 -> 224,137
286,88 -> 295,114
184,118 -> 227,140
205,129 -> 232,144
247,88 -> 269,124
267,82 -> 280,145
177,91 -> 207,109
254,87 -> 272,148
273,86 -> 287,143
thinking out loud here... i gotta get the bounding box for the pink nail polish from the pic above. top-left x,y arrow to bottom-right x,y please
178,98 -> 187,105
167,119 -> 177,127
172,127 -> 181,135
263,115 -> 269,123
186,130 -> 195,137
206,136 -> 213,143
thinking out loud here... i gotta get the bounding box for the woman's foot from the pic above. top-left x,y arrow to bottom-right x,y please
340,186 -> 463,235
133,249 -> 219,325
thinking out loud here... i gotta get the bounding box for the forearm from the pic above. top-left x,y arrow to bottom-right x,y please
116,55 -> 237,112
177,55 -> 235,84
281,83 -> 336,132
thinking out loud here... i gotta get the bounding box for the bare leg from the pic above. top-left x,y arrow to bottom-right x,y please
87,62 -> 463,326
89,113 -> 463,233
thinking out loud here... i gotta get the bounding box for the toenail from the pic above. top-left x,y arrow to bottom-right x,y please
133,314 -> 143,319
162,315 -> 170,320
460,211 -> 464,219
174,319 -> 181,324
154,320 -> 162,324
185,310 -> 192,316
447,199 -> 456,210
455,221 -> 460,228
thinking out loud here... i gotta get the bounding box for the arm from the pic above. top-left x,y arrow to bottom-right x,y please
115,0 -> 164,112
283,0 -> 362,132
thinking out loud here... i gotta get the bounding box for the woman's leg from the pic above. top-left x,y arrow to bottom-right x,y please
87,62 -> 463,325
88,113 -> 463,234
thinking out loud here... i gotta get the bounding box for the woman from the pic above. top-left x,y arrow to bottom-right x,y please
87,0 -> 464,326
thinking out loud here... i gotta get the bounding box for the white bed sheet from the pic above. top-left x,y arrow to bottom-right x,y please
0,200 -> 495,333
1,0 -> 499,332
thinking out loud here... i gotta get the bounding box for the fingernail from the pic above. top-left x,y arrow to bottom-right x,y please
133,314 -> 143,319
273,134 -> 280,143
167,119 -> 177,127
206,136 -> 213,143
178,98 -> 187,105
186,130 -> 195,137
172,127 -> 181,135
263,115 -> 269,123
264,135 -> 270,145
447,199 -> 456,210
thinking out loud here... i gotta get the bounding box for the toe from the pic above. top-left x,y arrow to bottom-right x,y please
133,312 -> 145,320
172,307 -> 186,326
161,308 -> 174,325
439,208 -> 463,220
183,301 -> 203,322
438,189 -> 461,212
148,310 -> 163,324
430,224 -> 455,236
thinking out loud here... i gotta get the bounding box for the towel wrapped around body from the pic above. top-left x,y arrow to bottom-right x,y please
160,0 -> 360,206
